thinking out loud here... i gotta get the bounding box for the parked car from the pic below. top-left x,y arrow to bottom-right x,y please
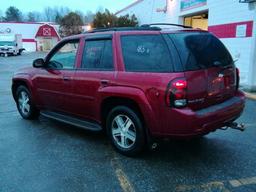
0,34 -> 25,57
12,24 -> 245,156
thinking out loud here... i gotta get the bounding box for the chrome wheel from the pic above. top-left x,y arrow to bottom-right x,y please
18,91 -> 30,116
111,115 -> 136,149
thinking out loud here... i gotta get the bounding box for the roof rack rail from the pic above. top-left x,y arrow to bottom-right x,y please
141,23 -> 193,29
85,26 -> 162,33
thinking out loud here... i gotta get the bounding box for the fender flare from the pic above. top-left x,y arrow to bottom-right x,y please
12,75 -> 35,101
98,86 -> 157,136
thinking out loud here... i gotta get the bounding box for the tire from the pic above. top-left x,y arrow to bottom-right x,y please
16,85 -> 39,120
106,106 -> 146,156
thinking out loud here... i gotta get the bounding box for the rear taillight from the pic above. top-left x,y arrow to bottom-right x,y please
166,78 -> 187,108
236,67 -> 240,90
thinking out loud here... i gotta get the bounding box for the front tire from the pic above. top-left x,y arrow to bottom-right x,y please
106,106 -> 146,156
16,85 -> 39,120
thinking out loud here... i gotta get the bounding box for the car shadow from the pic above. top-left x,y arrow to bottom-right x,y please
34,115 -> 253,178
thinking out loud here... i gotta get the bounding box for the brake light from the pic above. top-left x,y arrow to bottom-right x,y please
173,80 -> 187,89
166,78 -> 187,108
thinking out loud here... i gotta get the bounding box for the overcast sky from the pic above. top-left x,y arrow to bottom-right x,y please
0,0 -> 135,14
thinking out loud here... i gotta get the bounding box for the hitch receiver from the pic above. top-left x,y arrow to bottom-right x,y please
224,122 -> 246,132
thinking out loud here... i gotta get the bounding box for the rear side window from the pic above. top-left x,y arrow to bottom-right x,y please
168,32 -> 233,71
121,35 -> 174,72
81,40 -> 113,71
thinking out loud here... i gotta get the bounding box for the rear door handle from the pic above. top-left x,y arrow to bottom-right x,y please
63,76 -> 71,81
101,79 -> 109,86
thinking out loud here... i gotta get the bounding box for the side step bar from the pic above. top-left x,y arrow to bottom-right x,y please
40,111 -> 102,131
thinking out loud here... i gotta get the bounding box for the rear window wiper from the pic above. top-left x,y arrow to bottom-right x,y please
213,61 -> 232,69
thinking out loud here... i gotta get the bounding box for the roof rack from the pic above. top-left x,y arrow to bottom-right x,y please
141,23 -> 193,29
85,26 -> 162,33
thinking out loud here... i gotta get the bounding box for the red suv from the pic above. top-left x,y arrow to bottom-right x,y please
12,24 -> 245,156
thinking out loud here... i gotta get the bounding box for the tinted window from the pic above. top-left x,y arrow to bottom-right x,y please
48,41 -> 79,69
169,32 -> 233,71
121,35 -> 173,72
81,40 -> 113,71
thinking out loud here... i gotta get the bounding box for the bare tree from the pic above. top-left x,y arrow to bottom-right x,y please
0,10 -> 3,21
27,12 -> 36,22
33,11 -> 44,22
43,6 -> 72,23
58,6 -> 71,17
44,7 -> 57,22
84,11 -> 94,24
96,6 -> 104,13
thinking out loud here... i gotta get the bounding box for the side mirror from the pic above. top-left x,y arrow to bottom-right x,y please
33,58 -> 45,68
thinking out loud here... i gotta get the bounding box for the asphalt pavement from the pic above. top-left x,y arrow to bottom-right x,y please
0,52 -> 256,192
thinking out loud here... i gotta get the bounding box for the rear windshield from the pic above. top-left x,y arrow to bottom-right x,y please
168,32 -> 233,71
121,35 -> 174,73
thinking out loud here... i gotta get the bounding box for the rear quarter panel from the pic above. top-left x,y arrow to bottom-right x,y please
112,31 -> 186,135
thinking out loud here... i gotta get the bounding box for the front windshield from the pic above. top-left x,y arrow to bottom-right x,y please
0,41 -> 15,46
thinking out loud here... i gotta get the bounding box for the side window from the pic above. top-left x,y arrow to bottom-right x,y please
81,40 -> 114,71
121,35 -> 174,73
48,40 -> 79,69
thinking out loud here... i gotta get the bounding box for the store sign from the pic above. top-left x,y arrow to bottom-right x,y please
0,28 -> 12,34
181,0 -> 207,12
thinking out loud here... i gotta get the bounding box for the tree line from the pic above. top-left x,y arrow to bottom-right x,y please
0,6 -> 138,37
0,6 -> 95,24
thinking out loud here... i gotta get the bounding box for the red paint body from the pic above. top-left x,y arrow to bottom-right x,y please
12,29 -> 245,138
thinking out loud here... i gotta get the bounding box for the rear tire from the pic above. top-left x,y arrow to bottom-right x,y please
16,85 -> 39,120
106,106 -> 146,156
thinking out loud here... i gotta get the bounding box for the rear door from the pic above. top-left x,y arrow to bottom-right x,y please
69,36 -> 115,121
168,32 -> 236,110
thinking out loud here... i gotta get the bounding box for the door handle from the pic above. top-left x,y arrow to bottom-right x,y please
63,76 -> 71,81
101,79 -> 109,86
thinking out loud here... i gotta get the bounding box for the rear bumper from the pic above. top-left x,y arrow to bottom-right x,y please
0,49 -> 15,54
161,91 -> 245,137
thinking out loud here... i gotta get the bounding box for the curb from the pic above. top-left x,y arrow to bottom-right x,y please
244,92 -> 256,100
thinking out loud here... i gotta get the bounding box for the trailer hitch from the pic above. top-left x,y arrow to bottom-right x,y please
221,122 -> 246,132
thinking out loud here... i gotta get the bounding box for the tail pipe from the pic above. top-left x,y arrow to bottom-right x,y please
221,122 -> 246,132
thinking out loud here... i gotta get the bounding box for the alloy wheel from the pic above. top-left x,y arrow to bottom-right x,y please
18,91 -> 30,116
111,114 -> 136,149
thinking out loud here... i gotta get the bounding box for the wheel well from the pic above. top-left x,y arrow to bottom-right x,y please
12,80 -> 29,101
101,97 -> 144,129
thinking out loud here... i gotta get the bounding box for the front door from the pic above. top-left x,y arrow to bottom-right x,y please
34,39 -> 80,113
